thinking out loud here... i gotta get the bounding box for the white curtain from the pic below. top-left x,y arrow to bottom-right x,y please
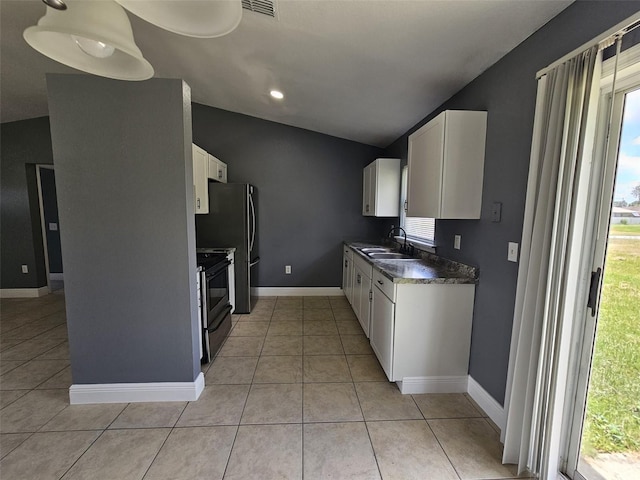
502,45 -> 601,475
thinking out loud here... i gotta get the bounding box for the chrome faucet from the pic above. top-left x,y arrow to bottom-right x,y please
387,226 -> 410,253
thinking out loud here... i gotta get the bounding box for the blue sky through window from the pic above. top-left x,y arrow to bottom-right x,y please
614,88 -> 640,204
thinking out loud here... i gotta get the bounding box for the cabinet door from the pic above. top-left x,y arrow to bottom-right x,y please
343,248 -> 355,305
362,165 -> 373,216
440,111 -> 487,218
352,265 -> 364,321
359,271 -> 372,338
407,113 -> 445,218
193,144 -> 209,214
370,285 -> 394,380
217,162 -> 227,183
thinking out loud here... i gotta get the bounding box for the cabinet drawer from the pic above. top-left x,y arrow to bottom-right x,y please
372,271 -> 395,302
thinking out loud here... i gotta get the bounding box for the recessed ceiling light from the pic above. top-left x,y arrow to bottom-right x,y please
270,90 -> 284,100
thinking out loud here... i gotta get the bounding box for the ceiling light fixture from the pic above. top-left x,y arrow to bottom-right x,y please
270,90 -> 284,100
24,0 -> 153,81
114,0 -> 243,38
41,0 -> 67,11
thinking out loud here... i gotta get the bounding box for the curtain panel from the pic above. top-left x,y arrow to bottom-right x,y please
502,45 -> 600,476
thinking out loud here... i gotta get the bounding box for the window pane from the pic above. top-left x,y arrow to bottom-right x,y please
405,217 -> 435,241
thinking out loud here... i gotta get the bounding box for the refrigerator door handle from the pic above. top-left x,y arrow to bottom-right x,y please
249,192 -> 256,253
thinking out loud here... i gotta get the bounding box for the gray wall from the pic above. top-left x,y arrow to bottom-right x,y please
192,104 -> 390,287
47,75 -> 200,384
0,117 -> 53,289
385,1 -> 640,405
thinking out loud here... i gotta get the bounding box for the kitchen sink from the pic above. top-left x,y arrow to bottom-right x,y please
366,252 -> 415,260
360,247 -> 393,253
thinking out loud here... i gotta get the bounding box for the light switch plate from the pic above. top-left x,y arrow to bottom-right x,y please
454,235 -> 461,250
508,242 -> 519,262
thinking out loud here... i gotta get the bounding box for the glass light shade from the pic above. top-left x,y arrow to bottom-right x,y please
24,0 -> 153,81
114,0 -> 242,38
72,36 -> 116,58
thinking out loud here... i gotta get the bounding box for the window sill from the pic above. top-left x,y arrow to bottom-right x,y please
393,235 -> 437,254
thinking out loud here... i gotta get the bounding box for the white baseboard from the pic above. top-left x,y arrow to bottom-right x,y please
49,273 -> 64,281
467,375 -> 505,431
69,372 -> 205,404
252,287 -> 344,296
398,375 -> 469,394
0,287 -> 49,298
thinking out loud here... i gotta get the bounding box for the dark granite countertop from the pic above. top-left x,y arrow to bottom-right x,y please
345,241 -> 478,285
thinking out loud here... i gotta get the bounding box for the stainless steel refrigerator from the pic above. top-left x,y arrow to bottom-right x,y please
195,183 -> 259,313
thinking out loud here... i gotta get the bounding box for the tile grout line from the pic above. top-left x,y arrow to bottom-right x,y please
423,418 -> 463,480
56,427 -> 108,480
221,298 -> 275,479
350,350 -> 385,479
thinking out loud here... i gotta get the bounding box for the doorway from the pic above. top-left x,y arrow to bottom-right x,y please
36,165 -> 63,292
568,84 -> 640,480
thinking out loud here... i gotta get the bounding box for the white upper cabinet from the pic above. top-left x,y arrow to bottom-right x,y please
362,158 -> 401,217
208,154 -> 227,183
407,110 -> 487,219
193,143 -> 209,214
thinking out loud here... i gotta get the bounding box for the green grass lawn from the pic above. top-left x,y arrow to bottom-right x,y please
610,224 -> 640,236
582,236 -> 640,455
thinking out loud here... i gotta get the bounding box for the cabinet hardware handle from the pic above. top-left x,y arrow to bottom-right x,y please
377,280 -> 383,285
345,260 -> 348,267
404,200 -> 408,212
197,198 -> 200,209
218,170 -> 223,179
357,274 -> 361,284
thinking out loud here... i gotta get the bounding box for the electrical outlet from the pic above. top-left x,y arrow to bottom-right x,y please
285,265 -> 292,274
21,264 -> 28,274
491,202 -> 502,222
454,235 -> 461,250
49,222 -> 58,231
508,242 -> 519,262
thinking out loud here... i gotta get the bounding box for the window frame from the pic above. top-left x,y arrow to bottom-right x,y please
399,165 -> 436,250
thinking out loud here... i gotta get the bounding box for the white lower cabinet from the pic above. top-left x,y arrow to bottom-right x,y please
369,269 -> 475,391
370,282 -> 395,379
342,246 -> 355,305
353,261 -> 372,337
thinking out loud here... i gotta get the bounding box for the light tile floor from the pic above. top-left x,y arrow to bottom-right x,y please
0,293 -> 526,479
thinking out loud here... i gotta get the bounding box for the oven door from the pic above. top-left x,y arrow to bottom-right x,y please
201,259 -> 232,363
203,304 -> 232,364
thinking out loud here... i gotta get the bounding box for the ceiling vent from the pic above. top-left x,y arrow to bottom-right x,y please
242,0 -> 277,19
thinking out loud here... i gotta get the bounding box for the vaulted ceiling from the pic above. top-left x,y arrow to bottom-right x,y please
1,0 -> 573,146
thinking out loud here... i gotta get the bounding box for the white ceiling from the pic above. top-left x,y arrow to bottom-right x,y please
1,0 -> 572,147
